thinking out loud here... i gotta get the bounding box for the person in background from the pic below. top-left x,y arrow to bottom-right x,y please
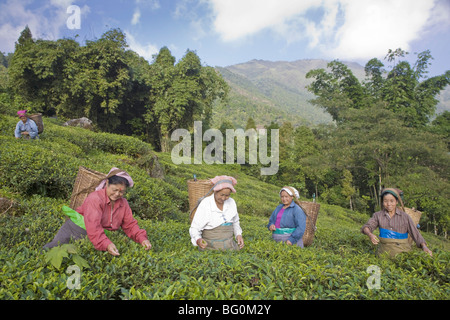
43,167 -> 151,256
14,110 -> 39,139
268,186 -> 307,247
361,188 -> 432,257
189,175 -> 244,251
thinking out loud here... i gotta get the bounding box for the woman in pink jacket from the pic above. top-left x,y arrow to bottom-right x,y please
44,168 -> 151,256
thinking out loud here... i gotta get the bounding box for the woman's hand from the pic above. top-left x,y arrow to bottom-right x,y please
286,240 -> 292,245
368,233 -> 379,245
141,239 -> 152,250
107,242 -> 120,256
269,224 -> 276,231
363,227 -> 379,245
197,238 -> 208,249
236,235 -> 244,249
422,244 -> 432,257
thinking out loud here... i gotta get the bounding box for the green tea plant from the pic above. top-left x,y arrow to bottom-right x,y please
44,244 -> 89,270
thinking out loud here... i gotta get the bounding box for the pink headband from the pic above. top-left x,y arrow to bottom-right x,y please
17,110 -> 27,117
95,167 -> 134,190
209,175 -> 237,193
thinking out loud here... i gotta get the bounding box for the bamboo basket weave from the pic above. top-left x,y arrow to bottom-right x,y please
404,207 -> 422,227
28,113 -> 44,134
187,179 -> 214,221
69,166 -> 107,210
298,201 -> 320,247
404,207 -> 422,244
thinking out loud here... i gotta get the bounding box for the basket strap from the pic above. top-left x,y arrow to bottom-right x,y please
189,179 -> 233,218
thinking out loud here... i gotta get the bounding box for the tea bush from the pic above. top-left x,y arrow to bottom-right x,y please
41,122 -> 153,157
1,115 -> 449,301
0,137 -> 80,198
2,210 -> 448,300
0,116 -> 181,219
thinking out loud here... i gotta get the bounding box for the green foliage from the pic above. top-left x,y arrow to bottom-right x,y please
301,49 -> 449,234
0,138 -> 80,198
146,47 -> 228,152
1,113 -> 449,300
45,244 -> 89,270
306,49 -> 450,127
1,36 -> 449,300
1,209 -> 448,300
6,28 -> 228,151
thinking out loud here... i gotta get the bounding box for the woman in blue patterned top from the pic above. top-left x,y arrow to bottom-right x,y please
14,110 -> 39,139
268,186 -> 306,247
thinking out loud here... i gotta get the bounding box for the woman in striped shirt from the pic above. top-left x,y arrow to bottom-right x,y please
361,188 -> 432,257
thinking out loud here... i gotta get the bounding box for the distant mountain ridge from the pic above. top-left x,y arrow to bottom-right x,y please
213,58 -> 449,129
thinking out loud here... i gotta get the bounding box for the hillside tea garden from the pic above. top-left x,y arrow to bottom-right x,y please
0,116 -> 448,300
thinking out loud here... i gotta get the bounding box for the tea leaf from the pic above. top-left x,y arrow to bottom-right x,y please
73,254 -> 90,270
45,246 -> 69,270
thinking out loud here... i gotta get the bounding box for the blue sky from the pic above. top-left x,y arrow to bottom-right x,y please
1,0 -> 449,77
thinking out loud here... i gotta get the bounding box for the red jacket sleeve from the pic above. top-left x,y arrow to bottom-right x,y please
81,193 -> 112,251
120,199 -> 148,244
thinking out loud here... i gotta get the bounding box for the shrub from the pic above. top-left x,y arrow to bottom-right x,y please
42,122 -> 153,157
0,137 -> 80,198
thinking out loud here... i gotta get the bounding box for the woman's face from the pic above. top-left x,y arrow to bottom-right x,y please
19,115 -> 27,123
106,182 -> 127,202
383,193 -> 398,212
280,190 -> 293,206
214,188 -> 231,205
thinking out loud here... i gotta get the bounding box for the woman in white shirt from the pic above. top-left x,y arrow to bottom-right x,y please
189,175 -> 244,251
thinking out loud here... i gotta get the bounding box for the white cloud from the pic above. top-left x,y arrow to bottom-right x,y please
209,0 -> 320,42
330,0 -> 437,60
131,8 -> 141,25
125,31 -> 159,61
207,0 -> 443,60
0,0 -> 89,53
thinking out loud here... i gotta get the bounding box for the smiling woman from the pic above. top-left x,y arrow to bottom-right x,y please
361,188 -> 432,257
43,167 -> 152,256
189,175 -> 244,251
267,186 -> 307,247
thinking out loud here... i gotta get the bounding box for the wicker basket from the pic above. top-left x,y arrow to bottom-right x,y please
404,207 -> 421,227
298,201 -> 321,247
187,179 -> 214,221
28,113 -> 44,134
404,207 -> 422,244
69,166 -> 107,210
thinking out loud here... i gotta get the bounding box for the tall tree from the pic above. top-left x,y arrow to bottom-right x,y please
68,29 -> 131,131
146,48 -> 228,151
306,60 -> 368,122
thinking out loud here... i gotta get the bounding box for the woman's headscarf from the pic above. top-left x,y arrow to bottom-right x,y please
280,186 -> 299,199
381,188 -> 405,211
280,186 -> 307,214
17,110 -> 27,117
210,175 -> 237,193
95,167 -> 134,190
